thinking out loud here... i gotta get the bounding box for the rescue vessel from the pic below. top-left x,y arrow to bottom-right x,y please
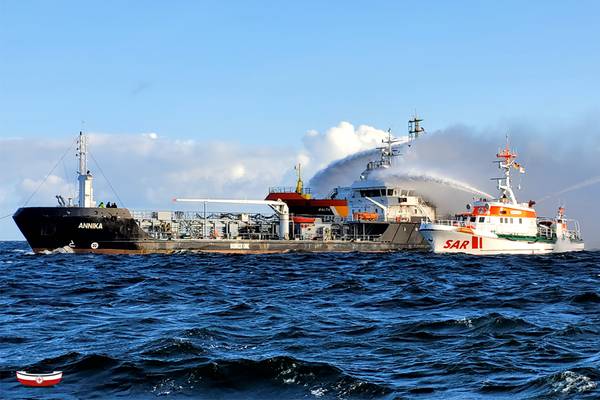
419,140 -> 585,254
13,118 -> 434,254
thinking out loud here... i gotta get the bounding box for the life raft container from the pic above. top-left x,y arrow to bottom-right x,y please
353,212 -> 378,221
292,216 -> 316,224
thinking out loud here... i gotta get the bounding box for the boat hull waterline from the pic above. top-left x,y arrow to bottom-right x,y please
419,223 -> 584,255
14,207 -> 428,254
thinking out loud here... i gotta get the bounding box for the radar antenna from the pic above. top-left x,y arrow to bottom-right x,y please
408,114 -> 425,144
491,133 -> 525,205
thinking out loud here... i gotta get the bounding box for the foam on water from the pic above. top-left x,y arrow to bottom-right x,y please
552,370 -> 597,394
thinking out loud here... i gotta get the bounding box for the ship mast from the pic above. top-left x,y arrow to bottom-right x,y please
294,163 -> 304,195
77,131 -> 95,207
359,117 -> 426,181
380,129 -> 399,168
493,135 -> 523,205
408,115 -> 425,142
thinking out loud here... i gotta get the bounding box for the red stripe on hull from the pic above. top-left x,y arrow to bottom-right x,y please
17,378 -> 62,387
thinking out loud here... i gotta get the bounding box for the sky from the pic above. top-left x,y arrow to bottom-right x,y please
1,1 -> 599,243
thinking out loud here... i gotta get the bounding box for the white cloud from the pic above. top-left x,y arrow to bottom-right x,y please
299,121 -> 402,176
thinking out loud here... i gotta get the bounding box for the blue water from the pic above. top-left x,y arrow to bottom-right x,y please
1,241 -> 600,399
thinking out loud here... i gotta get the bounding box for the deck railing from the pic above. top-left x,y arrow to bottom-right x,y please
268,186 -> 312,194
431,219 -> 470,227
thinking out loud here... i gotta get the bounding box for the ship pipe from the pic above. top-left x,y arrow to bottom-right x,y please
173,198 -> 289,240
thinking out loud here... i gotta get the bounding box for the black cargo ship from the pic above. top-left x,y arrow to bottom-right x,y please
13,205 -> 426,254
14,122 -> 431,254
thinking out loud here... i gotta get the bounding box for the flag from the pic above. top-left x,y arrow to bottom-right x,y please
514,162 -> 525,173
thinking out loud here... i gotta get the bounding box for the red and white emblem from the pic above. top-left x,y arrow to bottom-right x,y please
16,371 -> 63,387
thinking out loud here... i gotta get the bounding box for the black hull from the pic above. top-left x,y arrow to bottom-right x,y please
13,207 -> 429,254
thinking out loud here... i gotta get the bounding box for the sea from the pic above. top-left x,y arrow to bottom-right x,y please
1,241 -> 600,399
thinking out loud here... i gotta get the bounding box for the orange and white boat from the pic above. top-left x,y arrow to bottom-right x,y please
16,370 -> 63,386
419,140 -> 584,255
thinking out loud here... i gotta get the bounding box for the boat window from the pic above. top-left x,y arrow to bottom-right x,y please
398,197 -> 407,203
500,218 -> 504,223
360,189 -> 386,198
510,218 -> 514,224
519,218 -> 523,224
479,217 -> 485,223
470,217 -> 476,222
387,189 -> 393,196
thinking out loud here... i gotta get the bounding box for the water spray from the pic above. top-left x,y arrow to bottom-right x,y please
379,169 -> 494,198
538,175 -> 600,203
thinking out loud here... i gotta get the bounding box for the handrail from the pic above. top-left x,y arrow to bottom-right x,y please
268,186 -> 312,194
431,219 -> 470,227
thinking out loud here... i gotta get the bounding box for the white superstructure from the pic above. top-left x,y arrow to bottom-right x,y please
330,117 -> 436,223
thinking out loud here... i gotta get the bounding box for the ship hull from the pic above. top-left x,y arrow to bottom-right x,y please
13,207 -> 149,253
419,223 -> 584,255
265,193 -> 349,217
14,207 -> 428,254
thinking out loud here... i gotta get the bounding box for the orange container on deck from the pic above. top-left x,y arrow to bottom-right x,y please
353,212 -> 379,221
292,216 -> 316,224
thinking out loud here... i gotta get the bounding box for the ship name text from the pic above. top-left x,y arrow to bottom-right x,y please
78,222 -> 103,230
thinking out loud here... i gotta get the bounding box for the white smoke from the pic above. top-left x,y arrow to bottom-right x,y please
539,176 -> 600,203
298,121 -> 405,177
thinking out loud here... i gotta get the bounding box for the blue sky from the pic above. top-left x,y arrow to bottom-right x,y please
1,1 -> 599,143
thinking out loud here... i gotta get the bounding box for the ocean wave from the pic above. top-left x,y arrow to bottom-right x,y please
481,368 -> 599,397
571,292 -> 600,303
388,313 -> 546,340
3,352 -> 391,398
3,242 -> 600,398
140,337 -> 207,359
